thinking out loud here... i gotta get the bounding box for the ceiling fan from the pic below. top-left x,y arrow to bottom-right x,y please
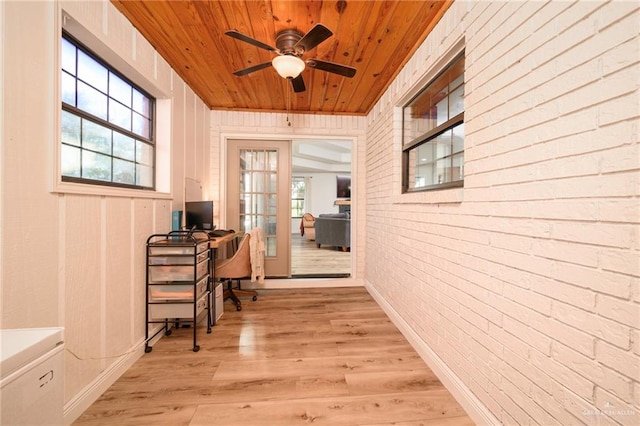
224,23 -> 357,93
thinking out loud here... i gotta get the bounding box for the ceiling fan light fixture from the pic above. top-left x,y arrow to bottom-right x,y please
272,55 -> 305,79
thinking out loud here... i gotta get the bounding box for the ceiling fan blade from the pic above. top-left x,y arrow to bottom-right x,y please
290,75 -> 306,93
233,62 -> 273,76
294,23 -> 333,52
305,59 -> 357,78
224,30 -> 278,53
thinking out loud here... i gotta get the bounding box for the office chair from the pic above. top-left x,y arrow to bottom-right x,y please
214,233 -> 258,311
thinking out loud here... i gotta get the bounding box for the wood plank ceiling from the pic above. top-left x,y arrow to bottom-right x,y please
110,0 -> 452,115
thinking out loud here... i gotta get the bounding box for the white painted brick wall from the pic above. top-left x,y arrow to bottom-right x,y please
365,1 -> 639,425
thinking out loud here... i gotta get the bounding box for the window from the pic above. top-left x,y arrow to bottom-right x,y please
402,53 -> 464,192
60,32 -> 155,189
291,177 -> 306,218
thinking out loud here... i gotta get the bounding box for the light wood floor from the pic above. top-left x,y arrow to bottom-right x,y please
291,233 -> 350,276
74,287 -> 474,426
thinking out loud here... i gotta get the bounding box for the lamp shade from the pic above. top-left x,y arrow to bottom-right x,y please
272,55 -> 305,79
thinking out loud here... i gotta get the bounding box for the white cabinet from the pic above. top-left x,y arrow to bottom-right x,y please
213,282 -> 224,323
0,328 -> 64,426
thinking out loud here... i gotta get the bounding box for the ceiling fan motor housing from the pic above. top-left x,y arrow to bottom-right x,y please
276,29 -> 305,56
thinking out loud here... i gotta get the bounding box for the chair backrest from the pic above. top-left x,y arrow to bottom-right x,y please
302,213 -> 315,225
215,233 -> 251,279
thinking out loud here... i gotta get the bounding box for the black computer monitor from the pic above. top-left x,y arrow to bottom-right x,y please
185,201 -> 214,230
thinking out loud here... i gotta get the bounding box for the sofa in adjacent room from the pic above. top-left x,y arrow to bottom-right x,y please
314,213 -> 350,251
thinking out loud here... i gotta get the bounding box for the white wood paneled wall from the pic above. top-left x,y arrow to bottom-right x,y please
0,1 -> 211,422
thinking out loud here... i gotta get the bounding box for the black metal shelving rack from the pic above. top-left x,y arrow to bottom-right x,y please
145,231 -> 212,352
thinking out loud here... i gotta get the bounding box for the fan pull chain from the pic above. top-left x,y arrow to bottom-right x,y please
286,83 -> 292,127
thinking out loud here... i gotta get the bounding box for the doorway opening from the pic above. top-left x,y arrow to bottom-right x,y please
290,139 -> 352,278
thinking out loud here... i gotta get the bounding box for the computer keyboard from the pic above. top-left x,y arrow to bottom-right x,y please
207,229 -> 234,238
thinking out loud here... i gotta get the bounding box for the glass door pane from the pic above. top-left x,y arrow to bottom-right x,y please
239,149 -> 278,258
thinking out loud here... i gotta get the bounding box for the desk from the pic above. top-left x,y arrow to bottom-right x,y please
208,230 -> 242,250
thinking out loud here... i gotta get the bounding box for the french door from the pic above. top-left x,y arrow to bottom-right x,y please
226,139 -> 291,277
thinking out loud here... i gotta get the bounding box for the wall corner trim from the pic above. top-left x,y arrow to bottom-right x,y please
364,280 -> 501,426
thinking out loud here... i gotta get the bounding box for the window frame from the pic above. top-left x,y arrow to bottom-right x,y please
401,52 -> 465,193
60,31 -> 156,191
291,176 -> 306,219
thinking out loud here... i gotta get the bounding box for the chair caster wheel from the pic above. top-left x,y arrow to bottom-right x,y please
252,296 -> 258,301
193,345 -> 200,352
145,346 -> 152,353
236,305 -> 242,311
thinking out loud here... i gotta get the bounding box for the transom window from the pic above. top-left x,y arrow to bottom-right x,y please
402,53 -> 465,192
60,32 -> 155,189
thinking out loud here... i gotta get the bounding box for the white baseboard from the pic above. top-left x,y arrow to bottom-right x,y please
241,277 -> 364,289
63,338 -> 147,425
364,280 -> 500,426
